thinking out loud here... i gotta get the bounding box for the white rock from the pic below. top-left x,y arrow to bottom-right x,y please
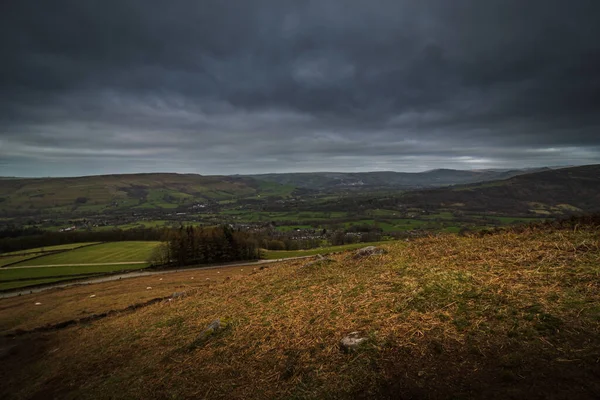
340,332 -> 368,352
146,286 -> 152,290
34,302 -> 42,305
89,294 -> 96,298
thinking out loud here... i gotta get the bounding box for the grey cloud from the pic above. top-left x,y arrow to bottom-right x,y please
1,0 -> 599,176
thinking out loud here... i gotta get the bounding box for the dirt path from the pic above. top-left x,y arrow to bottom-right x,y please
0,256 -> 311,299
4,261 -> 148,269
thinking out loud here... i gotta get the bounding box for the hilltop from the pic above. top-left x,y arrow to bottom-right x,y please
246,167 -> 550,191
1,218 -> 599,399
400,164 -> 600,214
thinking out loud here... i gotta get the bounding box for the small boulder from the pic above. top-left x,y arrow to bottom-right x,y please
190,318 -> 230,348
353,246 -> 387,258
171,291 -> 186,299
339,331 -> 368,353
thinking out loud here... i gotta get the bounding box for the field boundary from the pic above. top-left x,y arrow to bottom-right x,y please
0,242 -> 105,269
5,261 -> 147,269
0,255 -> 318,298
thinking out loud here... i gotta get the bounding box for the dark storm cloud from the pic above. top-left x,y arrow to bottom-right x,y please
1,0 -> 599,176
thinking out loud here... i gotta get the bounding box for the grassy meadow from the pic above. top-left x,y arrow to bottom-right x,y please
10,241 -> 159,266
0,242 -> 160,291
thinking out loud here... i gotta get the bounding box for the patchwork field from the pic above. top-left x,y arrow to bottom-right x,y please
1,243 -> 100,256
9,241 -> 159,266
0,224 -> 598,399
0,242 -> 160,291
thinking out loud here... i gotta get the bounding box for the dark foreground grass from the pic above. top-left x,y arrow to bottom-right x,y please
0,225 -> 599,399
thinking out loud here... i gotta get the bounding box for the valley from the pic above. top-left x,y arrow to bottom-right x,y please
3,165 -> 598,243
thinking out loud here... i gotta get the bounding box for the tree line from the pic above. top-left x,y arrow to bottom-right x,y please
152,225 -> 261,267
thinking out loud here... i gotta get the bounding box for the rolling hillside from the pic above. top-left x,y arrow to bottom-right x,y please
0,173 -> 293,216
246,167 -> 550,191
400,164 -> 600,214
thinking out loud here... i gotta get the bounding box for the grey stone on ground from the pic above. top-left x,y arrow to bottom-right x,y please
353,246 -> 387,258
339,332 -> 368,352
172,291 -> 186,299
190,318 -> 230,349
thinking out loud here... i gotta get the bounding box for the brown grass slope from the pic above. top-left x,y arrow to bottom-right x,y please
401,164 -> 600,213
1,223 -> 599,399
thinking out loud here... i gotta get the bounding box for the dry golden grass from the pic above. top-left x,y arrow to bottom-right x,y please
0,266 -> 256,334
1,226 -> 599,399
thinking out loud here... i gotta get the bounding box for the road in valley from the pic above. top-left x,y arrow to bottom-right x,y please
0,256 -> 312,299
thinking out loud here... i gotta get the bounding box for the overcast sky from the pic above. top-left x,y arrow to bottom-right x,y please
1,0 -> 599,177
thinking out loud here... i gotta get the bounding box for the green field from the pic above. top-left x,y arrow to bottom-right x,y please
0,255 -> 40,267
11,241 -> 160,267
0,241 -> 159,291
1,242 -> 100,256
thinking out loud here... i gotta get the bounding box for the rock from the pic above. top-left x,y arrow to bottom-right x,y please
89,294 -> 96,298
190,318 -> 230,348
34,302 -> 42,305
146,286 -> 152,290
353,246 -> 387,258
171,291 -> 186,299
339,331 -> 368,352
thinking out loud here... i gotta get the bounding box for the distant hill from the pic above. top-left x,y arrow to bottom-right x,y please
0,173 -> 294,216
245,168 -> 550,191
400,164 -> 600,214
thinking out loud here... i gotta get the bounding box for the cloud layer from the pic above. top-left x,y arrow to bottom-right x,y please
1,0 -> 599,176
